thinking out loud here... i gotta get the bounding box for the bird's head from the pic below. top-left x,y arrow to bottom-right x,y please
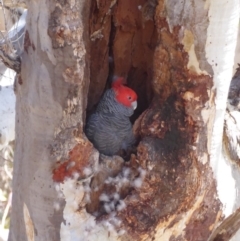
112,77 -> 138,110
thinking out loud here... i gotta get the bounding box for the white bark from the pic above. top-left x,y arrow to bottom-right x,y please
206,0 -> 240,240
7,0 -> 240,240
207,0 -> 240,213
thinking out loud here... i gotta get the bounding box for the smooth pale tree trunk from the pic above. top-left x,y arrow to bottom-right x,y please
7,0 -> 240,240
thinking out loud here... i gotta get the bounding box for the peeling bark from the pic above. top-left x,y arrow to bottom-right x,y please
9,0 -> 90,240
208,207 -> 240,241
8,0 -> 240,240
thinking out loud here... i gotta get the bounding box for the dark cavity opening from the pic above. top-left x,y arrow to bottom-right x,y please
87,0 -> 157,123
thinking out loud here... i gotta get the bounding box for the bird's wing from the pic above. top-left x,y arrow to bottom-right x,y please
93,115 -> 123,155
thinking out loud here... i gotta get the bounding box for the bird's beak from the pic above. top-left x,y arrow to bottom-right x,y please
131,101 -> 137,110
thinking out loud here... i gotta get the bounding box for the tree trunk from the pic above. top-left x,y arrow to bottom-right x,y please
8,0 -> 240,240
8,0 -> 90,240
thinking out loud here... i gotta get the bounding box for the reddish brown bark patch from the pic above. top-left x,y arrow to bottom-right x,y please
117,93 -> 200,237
52,141 -> 96,183
24,30 -> 35,54
85,0 -> 222,240
184,180 -> 222,241
88,0 -> 113,110
18,75 -> 23,85
88,0 -> 157,120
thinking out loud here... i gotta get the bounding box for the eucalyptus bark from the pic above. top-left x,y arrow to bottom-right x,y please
8,0 -> 240,241
8,0 -> 90,240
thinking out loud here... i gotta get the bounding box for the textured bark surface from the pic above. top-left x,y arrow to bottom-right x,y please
208,207 -> 240,241
54,0 -> 223,241
9,0 -> 238,240
9,0 -> 91,240
88,0 -> 157,120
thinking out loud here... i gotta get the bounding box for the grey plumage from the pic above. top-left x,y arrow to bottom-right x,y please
228,73 -> 240,109
224,65 -> 240,162
85,89 -> 135,156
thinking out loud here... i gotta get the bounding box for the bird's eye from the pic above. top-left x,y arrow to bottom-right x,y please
128,96 -> 132,100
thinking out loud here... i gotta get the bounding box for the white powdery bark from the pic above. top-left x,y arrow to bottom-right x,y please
206,0 -> 240,223
60,178 -> 122,241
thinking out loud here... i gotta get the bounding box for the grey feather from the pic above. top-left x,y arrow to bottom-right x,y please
85,89 -> 135,156
224,66 -> 240,162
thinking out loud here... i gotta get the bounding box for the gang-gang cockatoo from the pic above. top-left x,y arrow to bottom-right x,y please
85,77 -> 137,156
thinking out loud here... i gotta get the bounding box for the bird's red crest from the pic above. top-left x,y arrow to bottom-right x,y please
112,77 -> 137,108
